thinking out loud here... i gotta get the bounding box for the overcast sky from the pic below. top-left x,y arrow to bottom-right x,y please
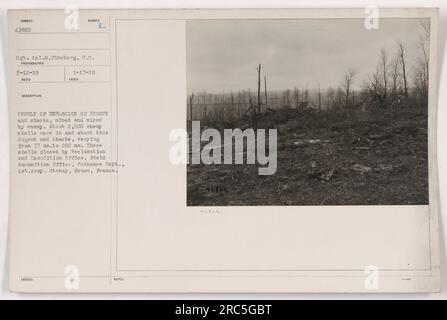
186,19 -> 428,93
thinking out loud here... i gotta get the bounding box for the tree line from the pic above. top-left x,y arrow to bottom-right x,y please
187,20 -> 430,123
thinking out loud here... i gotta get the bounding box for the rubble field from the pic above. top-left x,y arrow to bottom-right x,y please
187,105 -> 428,206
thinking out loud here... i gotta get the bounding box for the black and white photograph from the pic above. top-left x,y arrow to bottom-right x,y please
186,18 -> 430,206
2,6 -> 443,296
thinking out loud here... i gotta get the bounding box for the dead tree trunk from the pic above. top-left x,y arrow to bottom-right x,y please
398,42 -> 408,98
264,75 -> 268,110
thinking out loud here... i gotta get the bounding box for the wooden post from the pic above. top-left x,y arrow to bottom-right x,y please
264,76 -> 268,111
257,64 -> 261,114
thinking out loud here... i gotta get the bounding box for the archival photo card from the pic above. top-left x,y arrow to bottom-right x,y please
7,8 -> 440,293
186,18 -> 430,206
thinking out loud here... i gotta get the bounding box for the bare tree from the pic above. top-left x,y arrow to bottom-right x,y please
257,64 -> 262,114
397,41 -> 408,98
326,87 -> 336,110
303,83 -> 309,104
283,89 -> 292,106
379,49 -> 390,100
337,87 -> 343,110
341,69 -> 357,107
390,57 -> 401,96
365,66 -> 384,105
416,20 -> 430,101
414,57 -> 428,101
293,87 -> 300,108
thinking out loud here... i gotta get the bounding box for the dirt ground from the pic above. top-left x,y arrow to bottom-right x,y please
187,106 -> 428,206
